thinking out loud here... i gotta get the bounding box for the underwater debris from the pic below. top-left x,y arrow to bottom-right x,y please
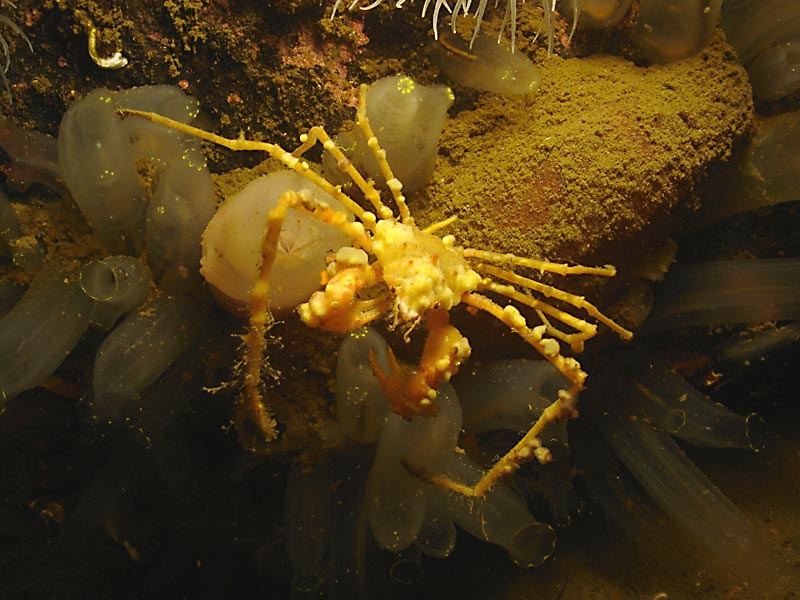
87,23 -> 128,70
0,188 -> 43,272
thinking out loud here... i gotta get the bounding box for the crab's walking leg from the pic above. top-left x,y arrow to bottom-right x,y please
118,108 -> 373,228
480,279 -> 599,353
288,83 -> 405,223
294,125 -> 390,224
238,190 -> 309,447
236,195 -> 289,447
477,263 -> 634,345
238,189 -> 373,449
414,293 -> 586,498
463,248 -> 619,277
353,83 -> 413,224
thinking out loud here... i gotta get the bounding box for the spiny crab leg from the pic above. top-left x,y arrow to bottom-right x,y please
293,84 -> 412,224
404,395 -> 566,497
236,190 -> 296,446
353,83 -> 413,224
292,124 -> 387,225
477,262 -> 634,348
239,188 -> 371,447
421,214 -> 458,235
118,108 -> 373,226
534,309 -> 589,350
410,291 -> 586,498
480,263 -> 632,336
480,279 -> 598,352
464,247 -> 618,277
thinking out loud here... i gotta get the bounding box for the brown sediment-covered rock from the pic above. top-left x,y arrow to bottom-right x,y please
418,32 -> 753,273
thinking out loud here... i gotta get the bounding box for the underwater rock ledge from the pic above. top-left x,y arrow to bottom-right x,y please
421,32 -> 753,272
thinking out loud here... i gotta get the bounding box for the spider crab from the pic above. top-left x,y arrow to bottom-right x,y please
120,81 -> 633,498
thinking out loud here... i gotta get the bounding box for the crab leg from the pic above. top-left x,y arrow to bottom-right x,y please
421,214 -> 458,234
463,247 -> 618,277
293,125 -> 386,227
354,84 -> 414,224
411,292 -> 586,498
532,309 -> 593,350
238,189 -> 374,448
480,278 -> 598,352
118,108 -> 373,226
477,263 -> 634,344
236,191 -> 292,448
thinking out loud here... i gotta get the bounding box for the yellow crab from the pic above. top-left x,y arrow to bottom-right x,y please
120,83 -> 633,498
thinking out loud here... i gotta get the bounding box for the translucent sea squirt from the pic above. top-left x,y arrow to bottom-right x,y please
200,171 -> 352,316
431,33 -> 541,96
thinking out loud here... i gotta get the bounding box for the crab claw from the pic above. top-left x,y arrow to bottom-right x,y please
369,346 -> 439,420
369,309 -> 471,420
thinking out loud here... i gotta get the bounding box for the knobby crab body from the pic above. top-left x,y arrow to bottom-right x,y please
298,217 -> 480,330
119,81 -> 633,499
370,219 -> 482,320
